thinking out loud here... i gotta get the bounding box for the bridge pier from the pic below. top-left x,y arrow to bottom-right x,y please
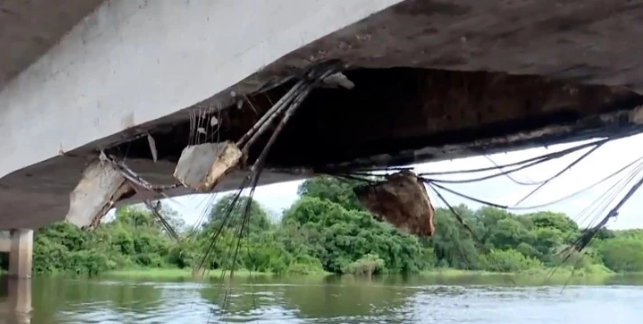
7,230 -> 32,280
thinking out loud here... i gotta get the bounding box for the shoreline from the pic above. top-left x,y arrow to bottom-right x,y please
97,267 -> 643,280
102,268 -> 332,279
103,269 -> 272,279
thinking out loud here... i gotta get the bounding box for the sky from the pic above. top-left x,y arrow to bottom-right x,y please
160,133 -> 643,230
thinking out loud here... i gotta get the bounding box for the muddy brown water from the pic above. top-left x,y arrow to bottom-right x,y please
1,274 -> 642,323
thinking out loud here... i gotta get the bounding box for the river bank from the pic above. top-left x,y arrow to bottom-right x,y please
103,268 -> 274,279
29,180 -> 643,280
98,266 -> 642,284
425,264 -> 614,278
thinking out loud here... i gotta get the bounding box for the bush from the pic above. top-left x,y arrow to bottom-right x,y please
479,249 -> 543,272
343,254 -> 385,276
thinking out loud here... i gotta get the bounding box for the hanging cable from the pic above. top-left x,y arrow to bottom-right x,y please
424,155 -> 554,184
418,138 -> 606,177
420,139 -> 608,185
417,153 -> 643,212
427,183 -> 516,286
484,155 -> 540,186
572,169 -> 643,251
514,141 -> 605,206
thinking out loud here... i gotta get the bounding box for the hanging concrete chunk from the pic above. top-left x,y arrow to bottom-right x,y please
173,141 -> 242,192
322,72 -> 354,89
354,171 -> 435,237
147,134 -> 158,163
66,160 -> 131,228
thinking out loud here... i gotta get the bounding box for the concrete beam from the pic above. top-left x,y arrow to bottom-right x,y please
0,0 -> 104,89
0,0 -> 400,180
0,231 -> 9,252
8,230 -> 32,279
195,68 -> 643,170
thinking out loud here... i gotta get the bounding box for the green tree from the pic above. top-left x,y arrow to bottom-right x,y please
479,249 -> 543,272
297,176 -> 365,211
598,237 -> 643,273
205,194 -> 272,236
28,175 -> 643,277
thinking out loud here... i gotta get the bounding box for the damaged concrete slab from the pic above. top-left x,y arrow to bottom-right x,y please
65,160 -> 129,228
0,0 -> 400,182
354,171 -> 436,237
174,142 -> 243,192
5,0 -> 643,232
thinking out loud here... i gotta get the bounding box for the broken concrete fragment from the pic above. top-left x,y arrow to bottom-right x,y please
66,160 -> 131,228
322,72 -> 354,89
354,171 -> 435,237
147,134 -> 158,163
173,141 -> 243,192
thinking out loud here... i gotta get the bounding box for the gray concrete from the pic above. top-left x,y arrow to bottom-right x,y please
0,0 -> 400,181
0,231 -> 9,253
3,0 -> 643,231
0,0 -> 104,90
8,230 -> 32,280
0,0 -> 399,229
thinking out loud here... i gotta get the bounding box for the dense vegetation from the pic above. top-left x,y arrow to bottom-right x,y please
5,176 -> 643,277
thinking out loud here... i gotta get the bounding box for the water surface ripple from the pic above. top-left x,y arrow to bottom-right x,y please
1,275 -> 642,323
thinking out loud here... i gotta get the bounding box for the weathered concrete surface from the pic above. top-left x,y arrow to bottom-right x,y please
174,142 -> 243,192
0,0 -> 104,90
3,0 -> 643,230
0,157 -> 306,229
65,160 -> 128,228
8,230 -> 32,279
355,171 -> 436,237
117,68 -> 643,170
0,0 -> 400,181
259,0 -> 643,90
0,231 -> 9,252
0,0 -> 399,229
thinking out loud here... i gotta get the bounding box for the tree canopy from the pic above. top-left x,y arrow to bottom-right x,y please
8,175 -> 642,277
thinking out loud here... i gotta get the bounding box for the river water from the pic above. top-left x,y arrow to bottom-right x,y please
1,274 -> 643,323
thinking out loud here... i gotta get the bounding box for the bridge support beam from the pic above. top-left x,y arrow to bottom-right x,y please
0,0 -> 400,181
0,232 -> 9,253
8,230 -> 32,279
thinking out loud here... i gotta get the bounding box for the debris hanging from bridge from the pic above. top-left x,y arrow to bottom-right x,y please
411,135 -> 643,260
354,170 -> 436,237
66,150 -> 183,240
173,141 -> 243,192
67,62 -> 344,242
194,64 -> 341,277
65,158 -> 130,228
175,63 -> 343,193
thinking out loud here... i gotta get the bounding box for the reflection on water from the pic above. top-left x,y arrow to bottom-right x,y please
1,274 -> 643,323
0,279 -> 30,324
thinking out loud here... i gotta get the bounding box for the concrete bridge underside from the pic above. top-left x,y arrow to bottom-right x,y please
3,0 -> 643,233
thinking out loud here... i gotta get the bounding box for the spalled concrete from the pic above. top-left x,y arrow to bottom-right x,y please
65,160 -> 128,228
0,0 -> 400,229
0,0 -> 400,181
3,0 -> 643,231
174,142 -> 243,192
